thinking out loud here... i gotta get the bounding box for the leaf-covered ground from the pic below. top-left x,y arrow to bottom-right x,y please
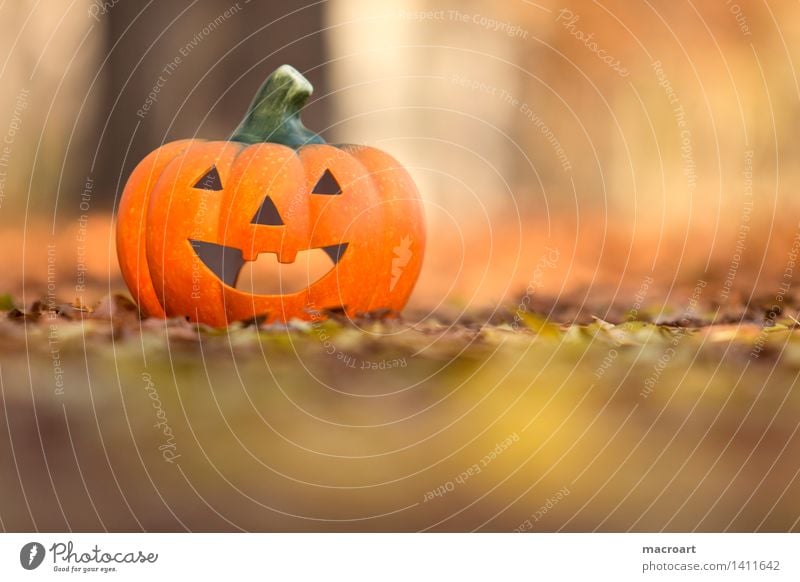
1,293 -> 799,532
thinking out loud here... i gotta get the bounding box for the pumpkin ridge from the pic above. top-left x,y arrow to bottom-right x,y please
301,144 -> 385,316
145,141 -> 241,325
342,146 -> 425,313
116,139 -> 195,317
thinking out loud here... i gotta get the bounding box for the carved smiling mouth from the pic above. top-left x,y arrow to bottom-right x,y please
189,240 -> 348,295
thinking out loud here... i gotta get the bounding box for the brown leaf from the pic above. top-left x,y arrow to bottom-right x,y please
90,294 -> 140,323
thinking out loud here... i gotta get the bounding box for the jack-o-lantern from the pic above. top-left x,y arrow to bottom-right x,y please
116,65 -> 425,326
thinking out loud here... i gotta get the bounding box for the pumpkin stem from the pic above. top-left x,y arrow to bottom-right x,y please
231,65 -> 325,147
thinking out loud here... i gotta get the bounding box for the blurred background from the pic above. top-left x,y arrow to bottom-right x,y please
3,0 -> 800,534
2,0 -> 800,312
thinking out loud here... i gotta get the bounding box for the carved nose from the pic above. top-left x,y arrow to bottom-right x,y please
251,196 -> 284,226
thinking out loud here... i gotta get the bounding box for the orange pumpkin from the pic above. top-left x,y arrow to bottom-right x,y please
116,65 -> 425,327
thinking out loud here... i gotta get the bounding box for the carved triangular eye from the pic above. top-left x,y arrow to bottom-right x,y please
312,169 -> 342,195
193,166 -> 223,191
251,196 -> 284,226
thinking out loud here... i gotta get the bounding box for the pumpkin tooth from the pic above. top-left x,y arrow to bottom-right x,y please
188,239 -> 245,287
321,242 -> 348,264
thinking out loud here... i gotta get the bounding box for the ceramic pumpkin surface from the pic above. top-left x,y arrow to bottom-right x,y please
116,65 -> 425,327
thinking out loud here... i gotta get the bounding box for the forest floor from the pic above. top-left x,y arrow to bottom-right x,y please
1,289 -> 799,532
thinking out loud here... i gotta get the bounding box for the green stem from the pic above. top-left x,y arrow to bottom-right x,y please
231,65 -> 325,148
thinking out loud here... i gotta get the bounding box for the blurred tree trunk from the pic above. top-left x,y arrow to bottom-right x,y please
95,0 -> 328,209
0,1 -> 101,219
